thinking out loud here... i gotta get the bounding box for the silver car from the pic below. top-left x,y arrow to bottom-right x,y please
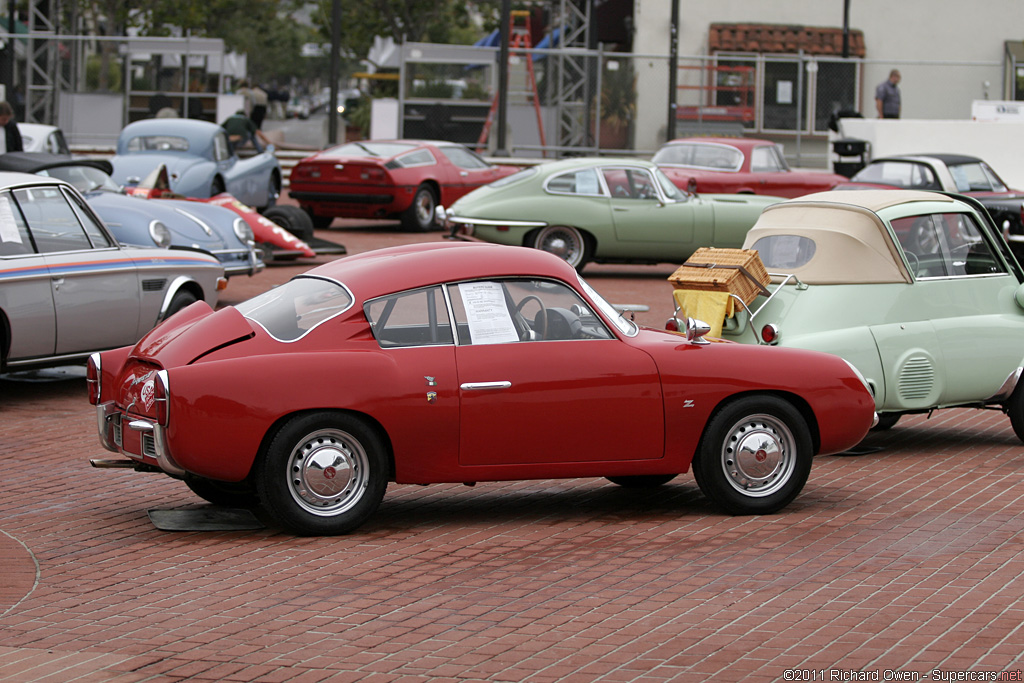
0,171 -> 225,372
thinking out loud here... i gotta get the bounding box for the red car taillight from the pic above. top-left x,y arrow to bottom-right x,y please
761,323 -> 780,345
360,167 -> 386,181
154,370 -> 170,426
86,352 -> 101,405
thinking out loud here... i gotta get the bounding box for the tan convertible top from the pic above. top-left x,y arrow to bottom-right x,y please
742,190 -> 960,284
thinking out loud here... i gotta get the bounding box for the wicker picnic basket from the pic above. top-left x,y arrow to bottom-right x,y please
668,247 -> 770,306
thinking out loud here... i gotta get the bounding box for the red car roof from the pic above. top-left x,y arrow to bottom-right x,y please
302,242 -> 579,300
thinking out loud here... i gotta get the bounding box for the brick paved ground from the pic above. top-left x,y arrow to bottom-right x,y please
3,219 -> 1024,682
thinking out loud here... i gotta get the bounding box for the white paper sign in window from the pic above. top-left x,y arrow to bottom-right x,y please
0,195 -> 22,245
458,281 -> 520,345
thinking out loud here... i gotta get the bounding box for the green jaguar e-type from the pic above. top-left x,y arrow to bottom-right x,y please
440,157 -> 781,271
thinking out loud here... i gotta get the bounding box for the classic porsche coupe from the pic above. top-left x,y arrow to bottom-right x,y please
678,189 -> 1024,437
442,157 -> 781,271
0,152 -> 263,278
88,242 -> 875,535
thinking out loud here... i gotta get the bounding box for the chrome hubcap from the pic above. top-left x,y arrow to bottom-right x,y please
538,227 -> 582,266
720,413 -> 795,497
287,429 -> 368,516
416,192 -> 434,223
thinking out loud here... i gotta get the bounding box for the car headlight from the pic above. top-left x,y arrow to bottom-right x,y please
149,220 -> 172,248
233,217 -> 254,243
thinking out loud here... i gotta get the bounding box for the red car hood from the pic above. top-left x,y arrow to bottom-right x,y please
131,303 -> 255,368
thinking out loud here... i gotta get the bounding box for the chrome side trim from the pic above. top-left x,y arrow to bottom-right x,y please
987,367 -> 1022,403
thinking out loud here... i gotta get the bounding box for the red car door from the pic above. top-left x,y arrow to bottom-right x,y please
448,279 -> 665,467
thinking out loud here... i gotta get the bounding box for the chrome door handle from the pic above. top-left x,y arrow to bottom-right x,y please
460,381 -> 512,391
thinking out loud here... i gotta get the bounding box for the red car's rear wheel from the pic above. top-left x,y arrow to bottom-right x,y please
256,412 -> 388,535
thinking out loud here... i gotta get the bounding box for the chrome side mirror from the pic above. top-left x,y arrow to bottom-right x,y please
684,317 -> 711,344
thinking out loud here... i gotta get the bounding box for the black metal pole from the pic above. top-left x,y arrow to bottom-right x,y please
842,0 -> 850,58
328,0 -> 341,144
667,0 -> 679,140
494,0 -> 511,156
6,0 -> 15,100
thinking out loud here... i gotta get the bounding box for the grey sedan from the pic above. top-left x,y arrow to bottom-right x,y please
0,172 -> 225,372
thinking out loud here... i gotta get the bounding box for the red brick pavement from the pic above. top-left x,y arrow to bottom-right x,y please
3,220 -> 1024,682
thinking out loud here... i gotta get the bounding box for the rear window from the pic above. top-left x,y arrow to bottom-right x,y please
126,136 -> 189,152
322,142 -> 414,159
236,276 -> 354,342
749,235 -> 817,269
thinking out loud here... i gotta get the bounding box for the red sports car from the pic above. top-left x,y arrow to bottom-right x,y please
87,242 -> 875,535
288,140 -> 520,231
654,137 -> 847,198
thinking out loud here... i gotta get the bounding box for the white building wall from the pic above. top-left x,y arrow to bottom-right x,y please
633,0 -> 1023,151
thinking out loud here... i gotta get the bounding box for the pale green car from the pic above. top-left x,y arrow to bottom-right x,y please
441,157 -> 781,271
676,189 -> 1024,437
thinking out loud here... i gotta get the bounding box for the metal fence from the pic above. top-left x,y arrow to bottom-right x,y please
397,42 -> 1006,167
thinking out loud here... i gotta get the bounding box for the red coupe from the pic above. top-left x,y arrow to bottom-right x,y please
654,137 -> 847,198
87,242 -> 875,535
288,140 -> 520,231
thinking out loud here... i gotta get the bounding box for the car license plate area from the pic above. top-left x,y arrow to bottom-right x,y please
111,412 -> 123,448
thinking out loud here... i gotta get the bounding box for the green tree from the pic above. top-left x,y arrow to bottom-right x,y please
312,0 -> 499,58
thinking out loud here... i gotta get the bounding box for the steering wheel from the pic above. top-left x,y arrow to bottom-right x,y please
903,249 -> 921,276
516,295 -> 547,340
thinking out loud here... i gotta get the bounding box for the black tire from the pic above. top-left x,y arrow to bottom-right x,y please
185,476 -> 259,508
1007,385 -> 1024,444
163,290 -> 197,321
265,205 -> 315,241
305,209 -> 335,230
872,413 -> 902,431
210,177 -> 226,197
254,412 -> 388,535
606,474 -> 677,488
692,395 -> 813,515
401,183 -> 438,232
529,225 -> 592,272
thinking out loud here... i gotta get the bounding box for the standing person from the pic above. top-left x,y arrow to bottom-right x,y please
0,101 -> 23,154
250,84 -> 269,129
875,69 -> 901,119
235,79 -> 253,116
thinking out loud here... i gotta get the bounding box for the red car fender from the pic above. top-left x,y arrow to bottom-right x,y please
159,349 -> 452,482
642,334 -> 874,460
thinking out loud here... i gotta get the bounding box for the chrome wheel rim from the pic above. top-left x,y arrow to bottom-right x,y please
414,190 -> 435,225
719,413 -> 796,497
536,226 -> 583,268
286,428 -> 369,516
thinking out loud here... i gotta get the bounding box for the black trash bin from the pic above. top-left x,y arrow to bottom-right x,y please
832,138 -> 869,178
